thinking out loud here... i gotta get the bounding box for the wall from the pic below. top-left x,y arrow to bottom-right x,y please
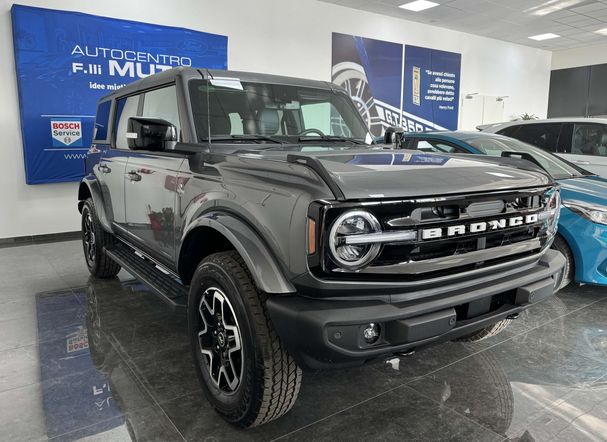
0,0 -> 553,238
552,44 -> 607,70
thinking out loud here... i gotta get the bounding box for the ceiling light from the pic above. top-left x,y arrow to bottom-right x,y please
528,33 -> 560,41
399,1 -> 440,12
526,0 -> 584,17
596,28 -> 607,36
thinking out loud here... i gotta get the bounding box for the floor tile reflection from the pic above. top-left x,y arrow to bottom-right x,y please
0,240 -> 605,441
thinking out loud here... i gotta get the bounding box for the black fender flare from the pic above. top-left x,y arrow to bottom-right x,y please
180,212 -> 296,294
78,175 -> 112,232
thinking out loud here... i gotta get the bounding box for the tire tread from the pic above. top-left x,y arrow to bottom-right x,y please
455,319 -> 512,342
194,251 -> 301,427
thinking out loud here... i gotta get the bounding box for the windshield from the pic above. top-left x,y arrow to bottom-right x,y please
463,136 -> 592,180
188,79 -> 373,147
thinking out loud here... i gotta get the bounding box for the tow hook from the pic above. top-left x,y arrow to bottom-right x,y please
506,313 -> 520,320
394,349 -> 415,357
385,349 -> 416,371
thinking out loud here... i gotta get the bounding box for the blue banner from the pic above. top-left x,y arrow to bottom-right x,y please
11,5 -> 228,184
331,33 -> 461,136
403,45 -> 461,131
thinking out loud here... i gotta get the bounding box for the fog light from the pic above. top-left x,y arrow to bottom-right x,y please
363,323 -> 381,344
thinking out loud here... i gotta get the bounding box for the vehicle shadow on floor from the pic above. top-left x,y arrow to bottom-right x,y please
33,277 -> 607,441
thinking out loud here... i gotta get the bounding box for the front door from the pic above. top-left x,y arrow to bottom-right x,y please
123,85 -> 185,263
124,152 -> 185,263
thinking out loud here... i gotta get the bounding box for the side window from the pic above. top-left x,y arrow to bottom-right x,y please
113,95 -> 140,149
142,86 -> 181,140
571,124 -> 607,157
301,102 -> 353,137
497,125 -> 519,138
301,103 -> 330,134
507,123 -> 561,153
416,139 -> 466,153
93,100 -> 111,141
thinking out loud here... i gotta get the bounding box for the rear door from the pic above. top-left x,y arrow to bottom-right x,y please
562,122 -> 607,177
124,85 -> 186,263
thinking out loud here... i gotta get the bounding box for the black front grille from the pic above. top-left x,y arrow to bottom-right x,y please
311,186 -> 554,281
376,222 -> 542,267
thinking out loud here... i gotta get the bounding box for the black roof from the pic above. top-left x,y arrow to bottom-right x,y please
100,67 -> 335,101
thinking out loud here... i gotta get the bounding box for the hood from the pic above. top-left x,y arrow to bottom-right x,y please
286,150 -> 553,200
559,175 -> 607,206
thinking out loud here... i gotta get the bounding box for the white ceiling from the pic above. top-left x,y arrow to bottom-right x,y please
320,0 -> 607,51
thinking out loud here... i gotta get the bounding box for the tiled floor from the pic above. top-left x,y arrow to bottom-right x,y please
0,240 -> 606,441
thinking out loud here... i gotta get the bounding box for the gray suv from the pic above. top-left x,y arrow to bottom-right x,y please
78,67 -> 565,427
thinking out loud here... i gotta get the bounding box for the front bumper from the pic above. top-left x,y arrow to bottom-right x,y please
267,249 -> 565,369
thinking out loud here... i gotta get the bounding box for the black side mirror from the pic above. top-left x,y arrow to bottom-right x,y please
384,126 -> 405,146
127,117 -> 177,151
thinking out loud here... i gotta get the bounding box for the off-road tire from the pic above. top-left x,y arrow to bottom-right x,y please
551,234 -> 574,290
454,319 -> 512,342
81,198 -> 121,278
188,251 -> 302,428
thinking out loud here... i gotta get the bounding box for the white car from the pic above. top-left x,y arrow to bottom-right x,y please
479,118 -> 607,178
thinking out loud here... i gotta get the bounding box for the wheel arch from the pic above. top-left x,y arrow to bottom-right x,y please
178,212 -> 295,294
78,176 -> 112,232
553,228 -> 578,279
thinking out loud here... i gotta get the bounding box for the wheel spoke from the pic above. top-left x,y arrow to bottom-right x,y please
221,365 -> 238,391
83,212 -> 96,264
225,325 -> 241,352
357,80 -> 366,99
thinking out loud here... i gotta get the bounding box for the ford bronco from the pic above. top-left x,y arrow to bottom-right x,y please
78,67 -> 565,427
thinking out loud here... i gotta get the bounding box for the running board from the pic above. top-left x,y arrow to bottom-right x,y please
105,242 -> 188,310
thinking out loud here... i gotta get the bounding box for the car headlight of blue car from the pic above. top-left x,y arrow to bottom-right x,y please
563,200 -> 607,226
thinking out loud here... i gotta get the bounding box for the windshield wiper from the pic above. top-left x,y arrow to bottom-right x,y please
201,135 -> 284,144
298,135 -> 367,144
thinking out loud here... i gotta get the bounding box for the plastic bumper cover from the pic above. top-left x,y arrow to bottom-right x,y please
267,249 -> 565,369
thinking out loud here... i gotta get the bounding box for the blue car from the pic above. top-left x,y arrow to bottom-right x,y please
400,131 -> 607,289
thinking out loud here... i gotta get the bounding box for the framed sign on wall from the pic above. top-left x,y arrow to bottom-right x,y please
331,33 -> 461,136
11,5 -> 228,184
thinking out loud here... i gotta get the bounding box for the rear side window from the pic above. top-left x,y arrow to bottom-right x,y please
113,95 -> 140,149
93,100 -> 111,141
572,123 -> 607,156
503,123 -> 562,153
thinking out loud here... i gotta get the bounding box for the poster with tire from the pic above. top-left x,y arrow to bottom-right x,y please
332,33 -> 403,137
331,33 -> 461,135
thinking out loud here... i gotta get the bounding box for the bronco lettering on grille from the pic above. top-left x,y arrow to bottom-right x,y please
421,213 -> 539,240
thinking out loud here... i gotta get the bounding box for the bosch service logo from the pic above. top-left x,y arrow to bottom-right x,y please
51,120 -> 83,147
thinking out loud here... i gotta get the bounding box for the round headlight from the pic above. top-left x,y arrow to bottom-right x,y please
329,210 -> 382,270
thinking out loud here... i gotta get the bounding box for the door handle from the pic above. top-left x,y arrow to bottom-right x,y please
572,160 -> 591,165
98,164 -> 111,174
125,170 -> 142,182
